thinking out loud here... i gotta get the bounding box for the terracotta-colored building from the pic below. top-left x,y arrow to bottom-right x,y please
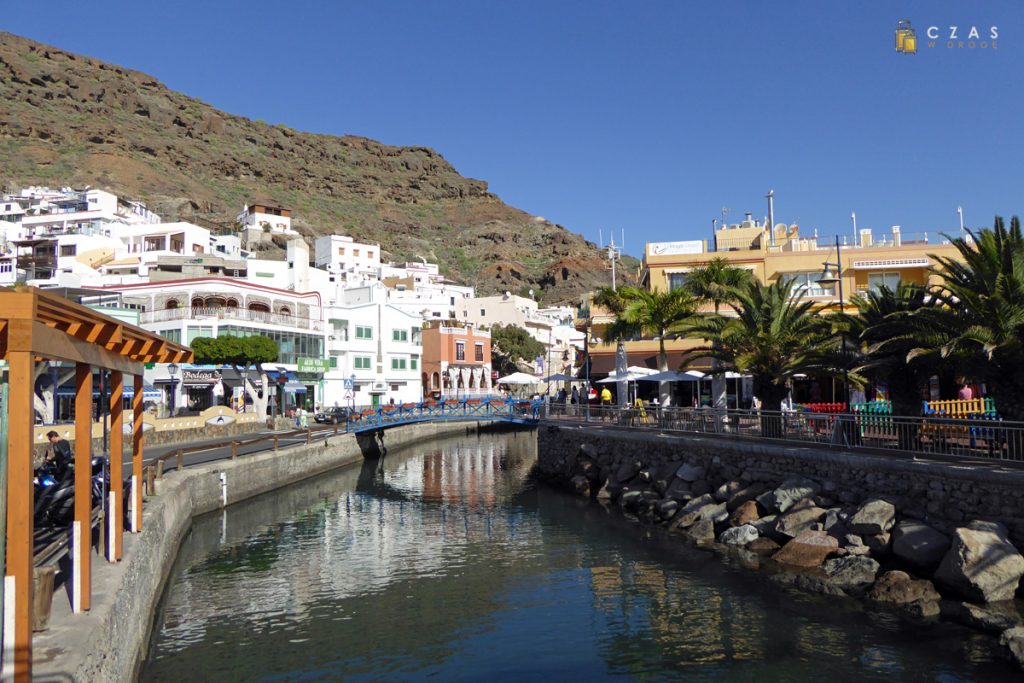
421,321 -> 492,399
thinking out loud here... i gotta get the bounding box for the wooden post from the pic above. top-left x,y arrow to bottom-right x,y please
145,465 -> 156,493
31,567 -> 56,632
306,429 -> 311,445
108,371 -> 123,562
132,374 -> 143,533
155,460 -> 164,480
5,351 -> 35,681
274,436 -> 279,452
176,449 -> 184,472
231,441 -> 238,460
73,362 -> 92,613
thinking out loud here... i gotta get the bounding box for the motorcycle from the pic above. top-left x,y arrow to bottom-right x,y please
34,457 -> 108,529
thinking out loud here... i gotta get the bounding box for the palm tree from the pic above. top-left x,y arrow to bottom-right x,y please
918,216 -> 1024,421
684,277 -> 829,434
843,283 -> 935,416
685,258 -> 754,408
593,286 -> 698,405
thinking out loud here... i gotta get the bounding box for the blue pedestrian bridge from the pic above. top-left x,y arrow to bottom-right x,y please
344,397 -> 542,434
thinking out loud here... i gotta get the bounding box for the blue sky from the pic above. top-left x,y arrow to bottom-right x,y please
4,1 -> 1022,254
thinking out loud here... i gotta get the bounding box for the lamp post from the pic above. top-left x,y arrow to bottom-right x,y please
442,368 -> 451,401
167,362 -> 179,417
349,373 -> 356,413
816,236 -> 849,404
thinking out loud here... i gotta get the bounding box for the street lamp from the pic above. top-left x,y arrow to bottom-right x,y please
816,236 -> 850,405
167,362 -> 180,416
349,373 -> 356,412
442,369 -> 451,400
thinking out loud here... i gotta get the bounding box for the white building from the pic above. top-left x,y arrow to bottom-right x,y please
314,235 -> 381,284
237,202 -> 295,237
455,293 -> 583,377
322,282 -> 424,408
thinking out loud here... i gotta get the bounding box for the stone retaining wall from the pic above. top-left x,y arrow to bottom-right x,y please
33,421 -> 504,682
537,424 -> 1024,544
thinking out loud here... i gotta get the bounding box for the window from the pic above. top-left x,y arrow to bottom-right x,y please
392,329 -> 408,343
411,357 -> 418,370
161,329 -> 181,344
668,272 -> 687,291
480,309 -> 486,316
456,341 -> 465,361
354,249 -> 360,257
367,251 -> 374,260
462,310 -> 468,317
59,244 -> 77,257
391,357 -> 407,371
475,343 -> 484,362
338,247 -> 345,256
868,272 -> 901,293
354,356 -> 372,370
329,356 -> 338,369
355,325 -> 373,340
789,271 -> 835,298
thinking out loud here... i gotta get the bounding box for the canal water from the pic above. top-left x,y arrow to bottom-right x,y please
142,430 -> 1014,682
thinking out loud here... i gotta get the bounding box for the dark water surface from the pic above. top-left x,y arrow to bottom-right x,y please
142,430 -> 1014,682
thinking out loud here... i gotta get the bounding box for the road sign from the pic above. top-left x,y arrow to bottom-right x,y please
343,378 -> 354,390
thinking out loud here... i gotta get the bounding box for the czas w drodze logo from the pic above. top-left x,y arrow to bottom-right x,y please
895,19 -> 917,54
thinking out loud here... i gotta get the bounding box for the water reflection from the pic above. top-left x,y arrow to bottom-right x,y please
143,430 -> 1014,682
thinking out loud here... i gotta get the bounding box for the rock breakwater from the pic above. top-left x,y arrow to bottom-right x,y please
538,425 -> 1024,669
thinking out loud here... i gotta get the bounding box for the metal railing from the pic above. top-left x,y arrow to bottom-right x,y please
545,404 -> 1024,463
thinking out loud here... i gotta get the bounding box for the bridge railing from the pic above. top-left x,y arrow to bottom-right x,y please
345,396 -> 542,431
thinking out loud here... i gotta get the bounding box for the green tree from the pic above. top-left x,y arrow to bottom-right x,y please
490,324 -> 545,375
192,335 -> 279,416
917,217 -> 1024,420
685,278 -> 829,432
594,286 -> 699,405
684,258 -> 755,408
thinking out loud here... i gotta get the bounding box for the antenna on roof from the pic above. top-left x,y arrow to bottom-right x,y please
598,228 -> 604,248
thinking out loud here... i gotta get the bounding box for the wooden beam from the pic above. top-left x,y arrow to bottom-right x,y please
4,351 -> 34,682
132,374 -> 144,533
73,363 -> 92,613
109,371 -> 124,562
3,320 -> 142,375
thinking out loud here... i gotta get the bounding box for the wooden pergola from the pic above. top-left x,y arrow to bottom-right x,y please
0,286 -> 191,682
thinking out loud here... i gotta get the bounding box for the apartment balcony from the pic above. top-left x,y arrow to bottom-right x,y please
140,306 -> 324,331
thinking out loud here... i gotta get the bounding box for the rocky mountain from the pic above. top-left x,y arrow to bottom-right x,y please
0,32 -> 634,302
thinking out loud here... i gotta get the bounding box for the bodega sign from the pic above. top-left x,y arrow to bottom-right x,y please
895,19 -> 999,54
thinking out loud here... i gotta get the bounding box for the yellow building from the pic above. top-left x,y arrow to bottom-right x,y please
584,214 -> 964,385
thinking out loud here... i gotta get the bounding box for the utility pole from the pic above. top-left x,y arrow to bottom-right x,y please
606,233 -> 628,407
851,211 -> 858,247
766,190 -> 775,246
957,206 -> 965,236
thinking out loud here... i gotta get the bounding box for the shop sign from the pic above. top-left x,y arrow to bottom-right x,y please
298,357 -> 329,373
182,369 -> 222,385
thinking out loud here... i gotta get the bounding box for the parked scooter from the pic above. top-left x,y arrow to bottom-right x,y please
33,457 -> 106,528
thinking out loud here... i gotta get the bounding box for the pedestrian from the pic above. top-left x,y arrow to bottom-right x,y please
600,386 -> 612,419
570,386 -> 579,404
557,387 -> 567,404
41,431 -> 72,479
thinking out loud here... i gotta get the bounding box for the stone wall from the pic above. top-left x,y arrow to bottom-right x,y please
33,421 -> 506,682
537,424 -> 1024,544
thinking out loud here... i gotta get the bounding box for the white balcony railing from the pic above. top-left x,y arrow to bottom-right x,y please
140,306 -> 324,332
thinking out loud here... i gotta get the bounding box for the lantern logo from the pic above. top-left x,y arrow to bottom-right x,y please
895,19 -> 917,54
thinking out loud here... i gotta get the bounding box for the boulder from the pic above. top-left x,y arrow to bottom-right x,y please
684,518 -> 716,544
868,570 -> 940,605
1000,626 -> 1024,670
772,530 -> 839,568
729,500 -> 761,527
713,481 -> 742,502
619,490 -> 644,511
767,477 -> 819,513
864,532 -> 892,557
656,499 -> 679,520
668,494 -> 716,531
675,463 -> 705,482
569,474 -> 590,496
701,502 -> 730,525
903,598 -> 941,619
847,499 -> 896,535
726,483 -> 768,512
616,460 -> 642,483
892,520 -> 950,568
770,572 -> 847,597
664,478 -> 693,502
719,524 -> 759,547
747,537 -> 781,556
940,600 -> 1023,634
774,503 -> 827,539
935,521 -> 1024,603
822,555 -> 880,593
595,483 -> 612,501
689,480 -> 712,497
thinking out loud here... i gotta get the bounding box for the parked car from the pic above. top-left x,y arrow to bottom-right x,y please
314,407 -> 351,424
